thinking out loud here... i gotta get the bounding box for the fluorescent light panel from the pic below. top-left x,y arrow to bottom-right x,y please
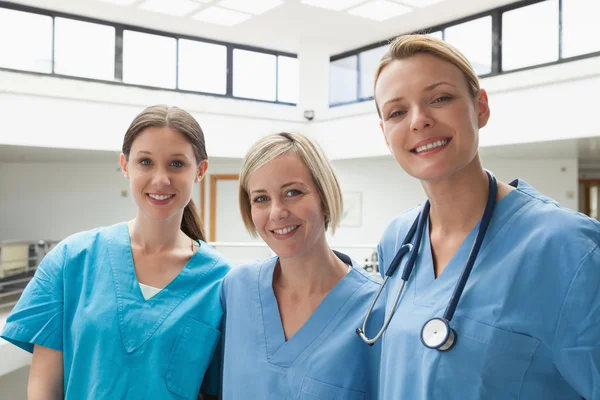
192,6 -> 252,26
348,0 -> 413,21
217,0 -> 284,15
93,0 -> 139,6
138,0 -> 203,16
300,0 -> 369,12
395,0 -> 446,7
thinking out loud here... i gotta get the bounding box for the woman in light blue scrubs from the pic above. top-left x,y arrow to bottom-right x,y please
1,105 -> 231,399
369,34 -> 600,399
221,132 -> 383,399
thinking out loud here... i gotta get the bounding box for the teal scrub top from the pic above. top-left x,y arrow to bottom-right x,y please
377,179 -> 600,399
221,252 -> 383,400
1,222 -> 231,400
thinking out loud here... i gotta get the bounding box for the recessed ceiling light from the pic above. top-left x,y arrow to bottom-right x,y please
217,0 -> 283,15
348,0 -> 413,21
394,0 -> 446,7
300,0 -> 369,12
192,6 -> 252,26
138,0 -> 202,16
93,0 -> 139,6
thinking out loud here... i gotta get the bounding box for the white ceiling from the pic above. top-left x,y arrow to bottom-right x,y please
3,0 -> 521,54
2,137 -> 599,166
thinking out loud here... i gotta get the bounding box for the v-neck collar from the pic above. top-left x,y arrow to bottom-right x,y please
412,186 -> 533,309
106,222 -> 212,353
258,256 -> 367,367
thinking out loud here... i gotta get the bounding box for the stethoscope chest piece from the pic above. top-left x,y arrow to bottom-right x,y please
420,318 -> 456,351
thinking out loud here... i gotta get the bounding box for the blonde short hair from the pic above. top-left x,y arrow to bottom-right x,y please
374,34 -> 480,118
239,132 -> 343,237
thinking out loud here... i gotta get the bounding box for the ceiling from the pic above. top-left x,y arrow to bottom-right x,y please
3,0 -> 520,54
2,137 -> 600,168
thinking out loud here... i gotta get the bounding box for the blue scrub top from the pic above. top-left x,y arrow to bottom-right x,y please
1,222 -> 231,400
377,179 -> 600,399
221,252 -> 383,400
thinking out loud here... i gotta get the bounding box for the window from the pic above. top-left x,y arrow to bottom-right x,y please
444,17 -> 492,75
562,0 -> 600,58
426,30 -> 443,40
178,39 -> 226,94
0,8 -> 52,73
502,0 -> 558,71
277,56 -> 299,104
122,30 -> 177,88
233,49 -> 276,101
359,45 -> 388,99
54,18 -> 115,80
330,56 -> 358,104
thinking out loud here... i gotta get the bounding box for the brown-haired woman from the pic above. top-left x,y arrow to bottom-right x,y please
1,105 -> 232,400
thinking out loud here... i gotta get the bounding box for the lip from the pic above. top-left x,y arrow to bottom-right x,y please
269,224 -> 300,239
411,137 -> 452,152
146,193 -> 176,206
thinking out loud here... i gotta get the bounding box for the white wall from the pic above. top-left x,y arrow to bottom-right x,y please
0,155 -> 577,261
0,366 -> 28,399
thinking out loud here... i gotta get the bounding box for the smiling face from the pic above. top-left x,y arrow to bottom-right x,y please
247,151 -> 327,260
375,53 -> 490,182
120,126 -> 207,222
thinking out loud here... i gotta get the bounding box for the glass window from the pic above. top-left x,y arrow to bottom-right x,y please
502,0 -> 558,71
54,18 -> 115,80
122,30 -> 177,88
426,30 -> 443,40
0,8 -> 52,73
277,56 -> 299,104
562,0 -> 600,58
444,17 -> 492,75
329,56 -> 358,104
233,49 -> 276,101
359,45 -> 387,99
178,39 -> 226,94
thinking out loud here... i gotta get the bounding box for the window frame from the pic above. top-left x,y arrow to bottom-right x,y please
0,1 -> 298,105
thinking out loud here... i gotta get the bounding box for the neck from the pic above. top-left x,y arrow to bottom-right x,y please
129,211 -> 185,253
422,156 -> 490,234
274,239 -> 347,296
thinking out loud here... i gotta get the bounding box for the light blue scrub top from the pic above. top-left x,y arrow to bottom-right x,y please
221,252 -> 383,400
377,179 -> 600,399
1,222 -> 231,400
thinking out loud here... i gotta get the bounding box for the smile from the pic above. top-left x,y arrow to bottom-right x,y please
412,139 -> 450,154
147,193 -> 175,200
271,225 -> 299,235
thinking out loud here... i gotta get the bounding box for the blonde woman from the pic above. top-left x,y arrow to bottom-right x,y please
362,34 -> 600,399
221,132 -> 382,399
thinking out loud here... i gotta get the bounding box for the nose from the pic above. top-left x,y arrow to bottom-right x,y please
410,105 -> 435,132
151,167 -> 171,187
269,199 -> 289,221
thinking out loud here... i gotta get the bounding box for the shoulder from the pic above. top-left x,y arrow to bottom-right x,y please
48,222 -> 125,260
378,205 -> 422,259
222,257 -> 274,293
195,241 -> 234,277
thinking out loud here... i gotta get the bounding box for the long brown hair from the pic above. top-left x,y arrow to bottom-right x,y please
122,105 -> 207,242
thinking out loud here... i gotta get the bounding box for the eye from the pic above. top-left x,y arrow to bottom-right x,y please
285,189 -> 302,197
388,110 -> 406,119
253,195 -> 269,203
140,158 -> 152,166
432,96 -> 452,104
171,160 -> 185,168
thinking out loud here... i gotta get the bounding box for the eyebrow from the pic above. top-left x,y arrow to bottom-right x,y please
381,81 -> 457,110
250,181 -> 307,195
137,151 -> 189,158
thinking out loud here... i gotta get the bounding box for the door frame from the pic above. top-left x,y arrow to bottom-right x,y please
209,174 -> 239,242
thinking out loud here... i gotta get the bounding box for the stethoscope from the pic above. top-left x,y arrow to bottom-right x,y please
356,171 -> 498,351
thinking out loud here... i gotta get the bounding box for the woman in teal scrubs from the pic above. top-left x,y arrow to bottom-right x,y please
370,34 -> 600,399
221,132 -> 383,399
1,105 -> 231,399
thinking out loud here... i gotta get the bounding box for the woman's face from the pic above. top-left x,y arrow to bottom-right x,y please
120,126 -> 207,222
375,53 -> 490,182
246,152 -> 327,261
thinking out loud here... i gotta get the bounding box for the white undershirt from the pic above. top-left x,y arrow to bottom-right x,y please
139,282 -> 162,300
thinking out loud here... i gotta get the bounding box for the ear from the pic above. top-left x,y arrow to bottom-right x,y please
120,153 -> 129,179
476,89 -> 491,129
195,160 -> 209,183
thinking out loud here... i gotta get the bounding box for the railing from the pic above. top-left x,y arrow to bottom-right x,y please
0,240 -> 379,312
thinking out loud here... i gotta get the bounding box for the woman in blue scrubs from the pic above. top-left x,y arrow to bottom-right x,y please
1,105 -> 231,399
221,132 -> 383,399
369,34 -> 600,399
